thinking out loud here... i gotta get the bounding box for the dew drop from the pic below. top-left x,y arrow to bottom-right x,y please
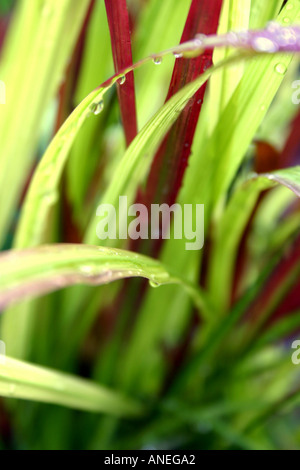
118,75 -> 126,85
283,17 -> 291,24
153,57 -> 162,65
90,100 -> 104,115
279,28 -> 297,46
174,52 -> 183,59
252,37 -> 278,53
149,280 -> 160,288
274,63 -> 287,75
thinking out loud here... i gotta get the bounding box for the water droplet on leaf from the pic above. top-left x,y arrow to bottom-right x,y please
90,101 -> 104,115
149,280 -> 160,288
153,57 -> 162,65
279,28 -> 297,46
118,75 -> 126,85
274,63 -> 287,75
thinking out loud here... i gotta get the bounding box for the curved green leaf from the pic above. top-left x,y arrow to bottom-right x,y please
0,356 -> 141,415
0,244 -> 211,317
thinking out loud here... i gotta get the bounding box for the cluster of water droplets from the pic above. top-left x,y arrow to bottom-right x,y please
77,256 -> 154,286
174,19 -> 300,78
186,17 -> 300,59
251,21 -> 300,54
89,75 -> 127,117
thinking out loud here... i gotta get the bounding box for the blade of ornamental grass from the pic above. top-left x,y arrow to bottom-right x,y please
208,0 -> 251,133
104,0 -> 137,146
0,356 -> 142,416
0,244 -> 211,317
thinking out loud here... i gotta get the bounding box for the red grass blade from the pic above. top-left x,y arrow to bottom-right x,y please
104,0 -> 137,146
143,0 -> 223,211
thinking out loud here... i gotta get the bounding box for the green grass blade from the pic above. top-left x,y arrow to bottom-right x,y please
133,0 -> 191,129
208,0 -> 251,132
0,356 -> 141,415
0,244 -> 210,315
